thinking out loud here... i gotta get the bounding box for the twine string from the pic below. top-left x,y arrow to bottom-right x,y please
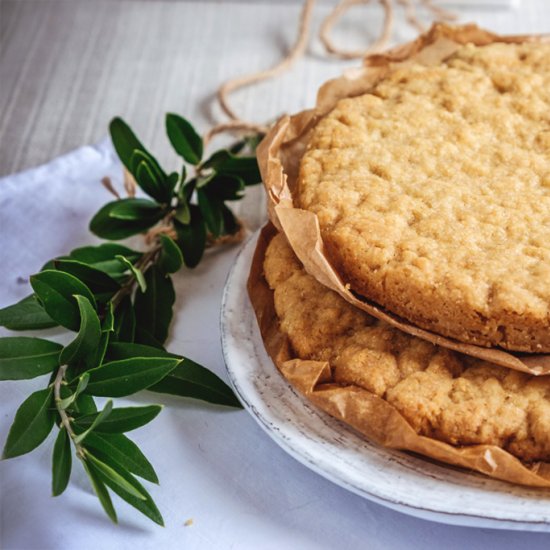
209,0 -> 455,142
215,0 -> 316,122
320,0 -> 395,60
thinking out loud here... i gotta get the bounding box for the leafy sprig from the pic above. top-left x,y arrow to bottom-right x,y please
0,114 -> 264,525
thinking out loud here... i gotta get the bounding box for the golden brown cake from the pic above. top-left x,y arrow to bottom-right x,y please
264,233 -> 550,462
297,42 -> 550,353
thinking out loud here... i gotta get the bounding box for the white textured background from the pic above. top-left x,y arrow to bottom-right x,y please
1,1 -> 550,549
1,0 -> 548,177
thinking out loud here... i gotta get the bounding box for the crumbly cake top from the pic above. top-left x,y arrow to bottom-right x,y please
297,42 -> 550,352
264,233 -> 550,462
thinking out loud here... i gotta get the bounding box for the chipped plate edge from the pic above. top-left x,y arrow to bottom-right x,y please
220,231 -> 550,532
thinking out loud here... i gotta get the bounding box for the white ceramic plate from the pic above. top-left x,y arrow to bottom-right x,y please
220,232 -> 550,532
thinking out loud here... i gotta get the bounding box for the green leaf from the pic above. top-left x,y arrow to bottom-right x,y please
151,359 -> 242,408
86,441 -> 163,525
59,296 -> 102,369
106,342 -> 241,408
101,476 -> 163,526
75,394 -> 97,415
90,200 -> 163,240
92,330 -> 111,371
86,452 -> 146,500
202,149 -> 261,186
166,113 -> 203,165
113,296 -> 135,342
54,260 -> 120,300
69,244 -> 141,275
105,342 -> 175,361
135,161 -> 164,203
166,171 -> 179,197
134,266 -> 175,344
221,203 -> 240,235
133,327 -> 165,350
174,206 -> 206,268
0,295 -> 57,330
75,405 -> 162,434
197,189 -> 223,238
115,255 -> 147,293
2,388 -> 55,459
128,149 -> 172,203
30,270 -> 96,331
85,357 -> 181,397
109,117 -> 166,183
0,337 -> 62,380
85,432 -> 159,484
52,427 -> 72,496
74,399 -> 113,444
176,165 -> 188,198
228,133 -> 264,156
109,117 -> 146,172
158,235 -> 183,274
109,198 -> 163,221
58,373 -> 90,409
102,302 -> 115,333
130,151 -> 173,204
174,202 -> 191,225
82,459 -> 118,523
203,173 -> 245,201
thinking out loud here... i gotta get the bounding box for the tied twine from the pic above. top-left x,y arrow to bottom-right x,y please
205,0 -> 456,146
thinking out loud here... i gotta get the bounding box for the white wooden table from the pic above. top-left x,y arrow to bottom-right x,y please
1,1 -> 549,549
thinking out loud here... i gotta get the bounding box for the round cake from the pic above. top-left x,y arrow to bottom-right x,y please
297,42 -> 550,353
264,233 -> 550,462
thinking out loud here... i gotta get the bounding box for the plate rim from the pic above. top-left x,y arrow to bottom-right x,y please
220,230 -> 550,532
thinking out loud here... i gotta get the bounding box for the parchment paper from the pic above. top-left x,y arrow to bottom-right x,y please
248,223 -> 550,488
256,23 -> 550,376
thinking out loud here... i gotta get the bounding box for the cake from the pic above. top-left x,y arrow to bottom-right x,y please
296,41 -> 550,352
263,232 -> 550,463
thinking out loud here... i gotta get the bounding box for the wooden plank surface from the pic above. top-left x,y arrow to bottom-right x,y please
1,0 -> 548,177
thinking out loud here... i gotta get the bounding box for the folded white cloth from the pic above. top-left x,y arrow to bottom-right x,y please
1,141 -> 547,550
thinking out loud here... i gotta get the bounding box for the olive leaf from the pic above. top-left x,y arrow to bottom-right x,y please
0,295 -> 57,331
106,342 -> 241,408
73,399 -> 113,444
69,244 -> 141,275
113,295 -> 136,342
86,440 -> 163,525
158,235 -> 183,274
174,205 -> 206,268
134,266 -> 175,344
1,114 -> 259,526
151,359 -> 241,408
0,337 -> 62,380
115,255 -> 147,292
2,388 -> 55,459
57,373 -> 90,410
85,357 -> 181,397
59,295 -> 102,369
74,405 -> 162,434
52,427 -> 72,497
90,200 -> 164,240
54,260 -> 120,300
109,198 -> 164,221
82,459 -> 118,524
30,270 -> 96,331
84,431 -> 159,484
202,149 -> 261,186
166,113 -> 203,165
197,188 -> 224,238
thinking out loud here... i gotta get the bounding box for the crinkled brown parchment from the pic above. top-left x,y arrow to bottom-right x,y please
248,223 -> 550,488
256,23 -> 550,376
